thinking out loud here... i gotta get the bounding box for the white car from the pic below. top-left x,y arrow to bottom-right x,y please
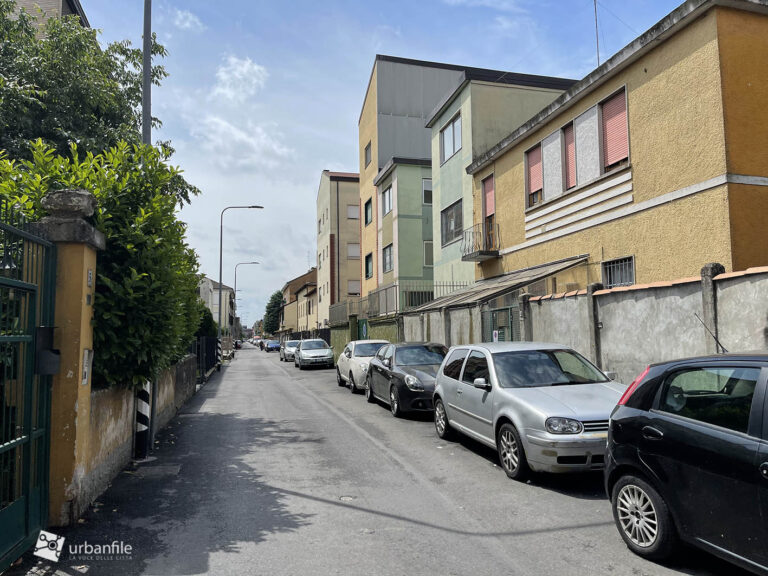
336,340 -> 389,393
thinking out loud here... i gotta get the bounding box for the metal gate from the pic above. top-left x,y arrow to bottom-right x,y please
482,306 -> 521,342
0,202 -> 56,570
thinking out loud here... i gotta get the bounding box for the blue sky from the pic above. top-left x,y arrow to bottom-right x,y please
85,0 -> 681,327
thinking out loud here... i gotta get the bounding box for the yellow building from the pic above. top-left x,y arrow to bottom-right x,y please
278,268 -> 316,336
296,282 -> 318,333
464,0 -> 768,293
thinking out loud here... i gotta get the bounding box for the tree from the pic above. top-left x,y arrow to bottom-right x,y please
195,304 -> 218,338
0,0 -> 168,159
263,291 -> 284,335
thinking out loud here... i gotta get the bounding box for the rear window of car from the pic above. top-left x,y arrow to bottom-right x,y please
396,345 -> 448,366
492,349 -> 607,388
443,349 -> 468,379
354,343 -> 386,357
302,340 -> 328,350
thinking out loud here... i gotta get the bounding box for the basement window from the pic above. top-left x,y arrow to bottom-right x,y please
602,256 -> 635,288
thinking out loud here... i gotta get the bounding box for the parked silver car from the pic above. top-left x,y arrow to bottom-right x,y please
280,339 -> 301,362
294,339 -> 334,369
433,342 -> 626,480
336,339 -> 389,393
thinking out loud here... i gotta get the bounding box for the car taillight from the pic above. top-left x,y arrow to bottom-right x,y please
617,365 -> 649,406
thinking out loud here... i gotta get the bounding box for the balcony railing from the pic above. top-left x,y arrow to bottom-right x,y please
461,222 -> 501,262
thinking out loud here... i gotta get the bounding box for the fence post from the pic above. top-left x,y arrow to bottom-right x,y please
519,294 -> 533,341
441,307 -> 451,347
700,262 -> 725,354
587,283 -> 603,368
34,189 -> 105,526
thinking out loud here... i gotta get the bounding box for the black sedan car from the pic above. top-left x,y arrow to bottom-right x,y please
365,342 -> 448,417
605,354 -> 768,574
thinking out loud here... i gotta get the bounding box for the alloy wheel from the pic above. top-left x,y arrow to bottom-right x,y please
499,429 -> 519,472
435,401 -> 447,436
616,484 -> 659,548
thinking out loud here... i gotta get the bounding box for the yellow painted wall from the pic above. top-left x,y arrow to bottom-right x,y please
336,178 -> 362,302
727,183 -> 768,271
473,9 -> 732,286
359,65 -> 379,296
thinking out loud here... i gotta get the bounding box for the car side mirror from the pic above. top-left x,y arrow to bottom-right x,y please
473,377 -> 490,390
383,358 -> 391,368
605,371 -> 618,381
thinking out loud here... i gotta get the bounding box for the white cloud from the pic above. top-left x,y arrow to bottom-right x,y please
188,115 -> 292,171
443,0 -> 526,12
174,9 -> 205,31
211,55 -> 269,103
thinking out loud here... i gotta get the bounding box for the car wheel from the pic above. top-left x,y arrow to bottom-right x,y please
349,373 -> 357,393
336,368 -> 344,386
434,398 -> 454,440
298,358 -> 305,370
389,386 -> 402,418
365,375 -> 376,404
496,423 -> 529,481
612,475 -> 677,560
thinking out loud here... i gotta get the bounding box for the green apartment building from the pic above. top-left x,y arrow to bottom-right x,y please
426,69 -> 576,285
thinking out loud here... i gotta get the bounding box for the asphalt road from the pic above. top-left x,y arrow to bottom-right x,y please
10,344 -> 749,576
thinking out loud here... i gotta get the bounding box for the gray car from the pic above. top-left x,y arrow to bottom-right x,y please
433,342 -> 626,480
280,339 -> 301,362
294,339 -> 334,369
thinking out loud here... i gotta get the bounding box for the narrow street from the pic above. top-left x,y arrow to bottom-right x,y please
14,344 -> 747,576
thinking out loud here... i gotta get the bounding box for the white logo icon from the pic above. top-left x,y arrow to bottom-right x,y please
34,530 -> 65,562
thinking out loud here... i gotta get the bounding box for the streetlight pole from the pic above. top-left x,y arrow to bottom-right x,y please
234,261 -> 260,338
142,0 -> 152,145
218,206 -> 263,365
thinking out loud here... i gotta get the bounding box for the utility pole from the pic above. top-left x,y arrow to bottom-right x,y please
142,0 -> 152,145
593,0 -> 601,67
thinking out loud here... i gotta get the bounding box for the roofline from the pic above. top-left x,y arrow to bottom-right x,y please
373,157 -> 431,187
328,171 -> 359,182
467,0 -> 768,175
425,71 -> 577,129
66,0 -> 89,27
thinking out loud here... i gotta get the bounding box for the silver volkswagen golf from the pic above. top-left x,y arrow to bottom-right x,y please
433,342 -> 626,480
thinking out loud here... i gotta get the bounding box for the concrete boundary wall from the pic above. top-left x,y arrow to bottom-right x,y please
528,265 -> 768,384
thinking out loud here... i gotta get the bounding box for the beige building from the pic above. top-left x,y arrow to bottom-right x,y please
16,0 -> 89,26
198,277 -> 235,335
316,170 -> 361,327
296,282 -> 318,333
278,268 -> 316,336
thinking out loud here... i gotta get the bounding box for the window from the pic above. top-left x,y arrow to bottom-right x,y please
383,244 -> 393,273
462,351 -> 490,384
601,256 -> 635,288
563,123 -> 576,190
347,243 -> 360,259
659,367 -> 759,434
440,114 -> 462,163
601,89 -> 628,170
442,349 -> 468,379
365,253 -> 373,279
364,198 -> 372,225
423,179 -> 432,204
347,280 -> 361,296
424,241 -> 433,267
382,187 -> 392,215
364,141 -> 371,167
440,199 -> 463,246
526,144 -> 543,207
347,204 -> 359,219
482,175 -> 496,251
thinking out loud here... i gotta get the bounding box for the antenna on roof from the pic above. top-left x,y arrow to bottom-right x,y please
694,313 -> 729,354
593,0 -> 601,67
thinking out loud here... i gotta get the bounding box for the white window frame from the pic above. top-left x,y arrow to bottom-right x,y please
422,179 -> 432,205
440,113 -> 462,165
382,187 -> 392,216
440,199 -> 463,246
347,242 -> 360,259
347,204 -> 359,219
382,244 -> 393,273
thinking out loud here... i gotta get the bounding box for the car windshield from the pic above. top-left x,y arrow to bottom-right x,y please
354,343 -> 386,357
492,349 -> 608,388
302,340 -> 328,350
286,340 -> 300,347
396,345 -> 447,366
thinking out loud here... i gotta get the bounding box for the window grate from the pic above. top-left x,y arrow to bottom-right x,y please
602,256 -> 635,288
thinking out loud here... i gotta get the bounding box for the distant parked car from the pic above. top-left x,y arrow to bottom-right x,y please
433,342 -> 625,480
605,354 -> 768,573
366,343 -> 448,417
280,339 -> 301,362
336,339 -> 389,393
264,340 -> 280,352
294,339 -> 334,369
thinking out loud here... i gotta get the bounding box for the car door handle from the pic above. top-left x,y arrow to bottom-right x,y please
456,389 -> 462,395
642,426 -> 664,440
760,462 -> 768,481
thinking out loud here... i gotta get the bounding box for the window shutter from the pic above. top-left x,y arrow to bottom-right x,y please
564,124 -> 576,189
483,176 -> 495,217
602,91 -> 628,167
527,145 -> 543,193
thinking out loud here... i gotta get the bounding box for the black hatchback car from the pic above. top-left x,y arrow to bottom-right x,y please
605,354 -> 768,574
365,342 -> 448,417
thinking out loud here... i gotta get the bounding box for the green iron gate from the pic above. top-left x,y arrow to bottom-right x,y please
0,202 -> 56,571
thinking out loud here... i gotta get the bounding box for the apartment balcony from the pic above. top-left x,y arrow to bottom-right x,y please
461,223 -> 501,262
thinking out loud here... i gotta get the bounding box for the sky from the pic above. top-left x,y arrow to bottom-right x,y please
84,0 -> 681,328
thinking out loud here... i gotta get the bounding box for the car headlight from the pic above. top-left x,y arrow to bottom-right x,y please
545,417 -> 583,434
404,375 -> 424,391
359,363 -> 368,372
327,350 -> 333,356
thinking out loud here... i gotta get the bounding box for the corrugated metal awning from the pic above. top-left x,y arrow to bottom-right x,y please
409,255 -> 588,313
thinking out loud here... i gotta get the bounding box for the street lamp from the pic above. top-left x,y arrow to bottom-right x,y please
218,206 -> 263,346
234,260 -> 260,318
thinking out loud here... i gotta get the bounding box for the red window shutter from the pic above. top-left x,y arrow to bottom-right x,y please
602,91 -> 628,167
483,175 -> 495,217
564,124 -> 576,189
527,145 -> 543,193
